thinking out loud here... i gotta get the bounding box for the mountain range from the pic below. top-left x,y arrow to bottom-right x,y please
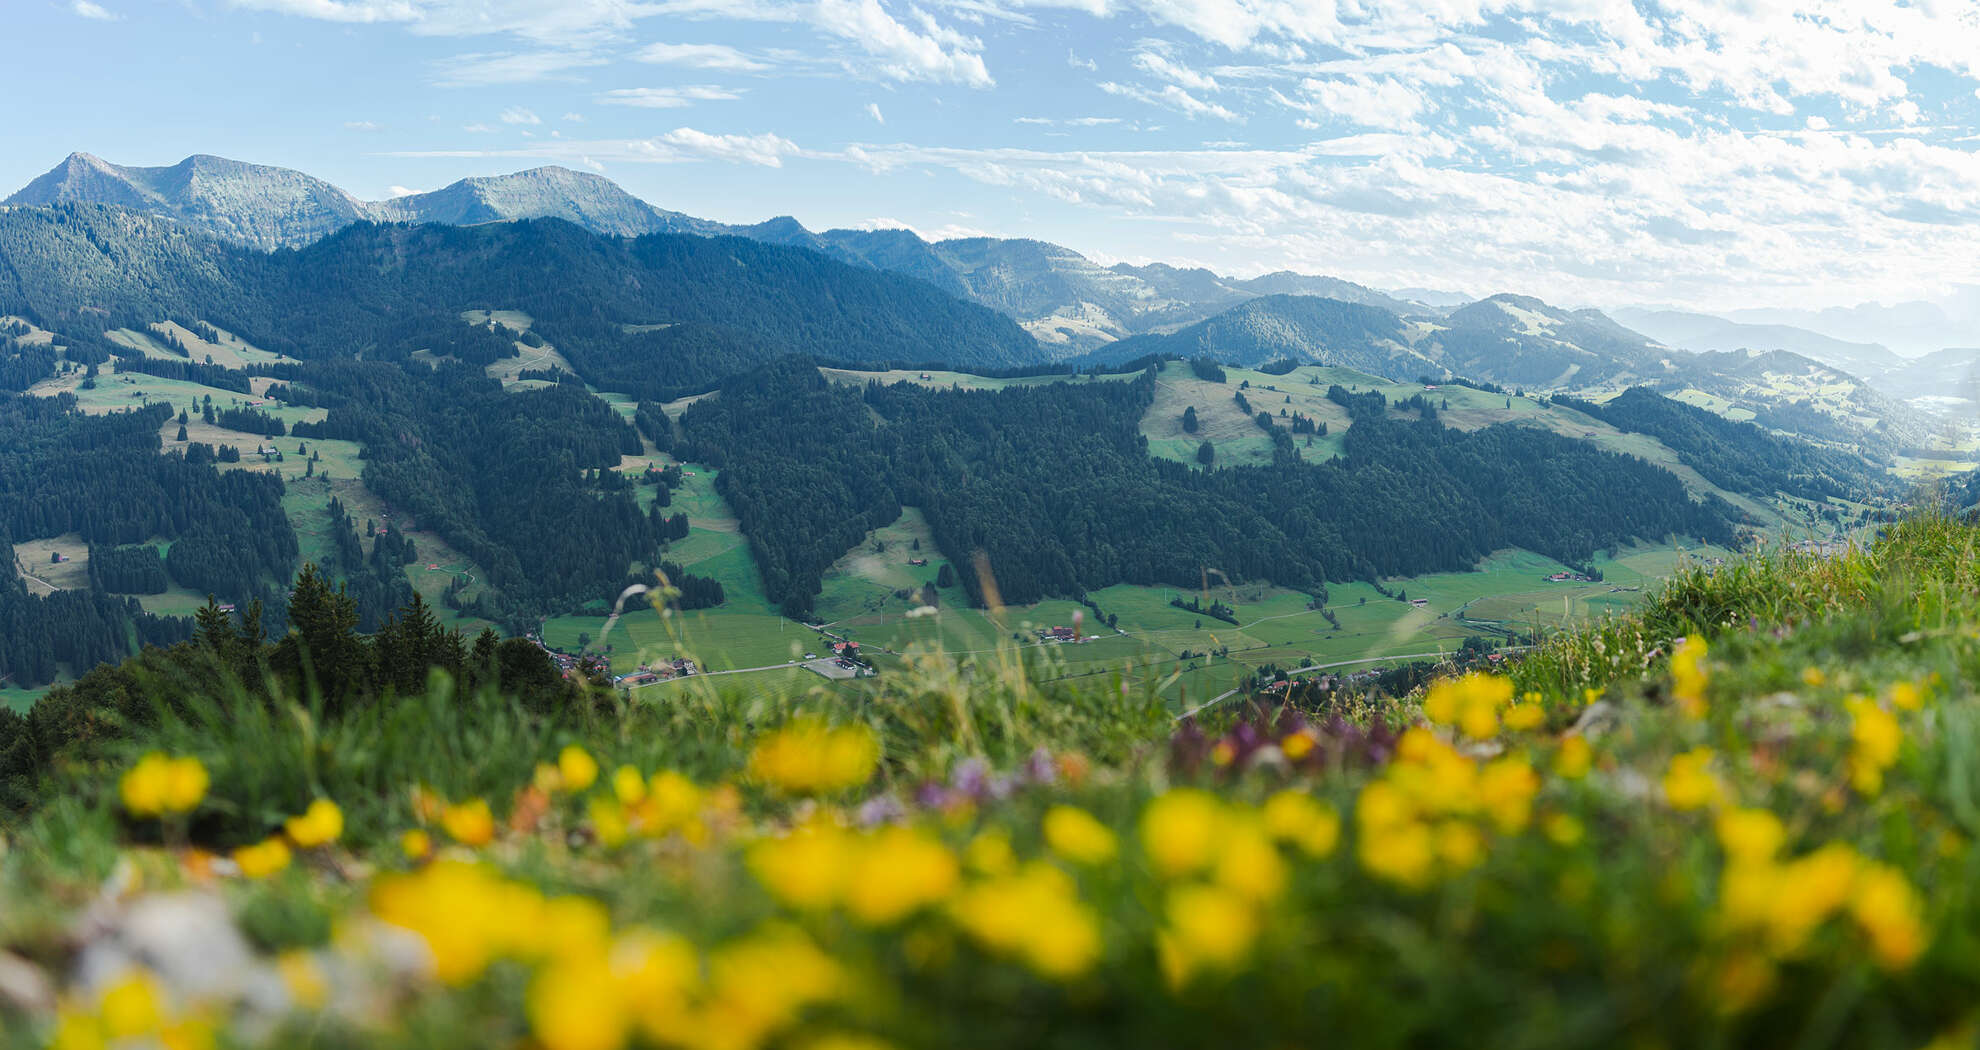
5,153 -> 1425,352
3,151 -> 1964,454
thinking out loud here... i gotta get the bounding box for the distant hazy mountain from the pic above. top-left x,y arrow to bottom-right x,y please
5,152 -> 1423,354
6,152 -> 369,251
1613,307 -> 1905,382
1726,300 -> 1980,358
1880,347 -> 1980,407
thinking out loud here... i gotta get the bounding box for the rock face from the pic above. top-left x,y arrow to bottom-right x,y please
7,153 -> 369,251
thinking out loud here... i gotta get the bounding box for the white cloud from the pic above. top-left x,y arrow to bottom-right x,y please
499,106 -> 541,125
384,184 -> 419,198
1293,76 -> 1426,129
1099,81 -> 1238,122
393,127 -> 803,167
633,42 -> 770,71
72,1 -> 119,20
866,102 -> 885,124
430,50 -> 605,87
1132,50 -> 1217,93
562,112 -> 585,122
596,85 -> 744,108
344,119 -> 382,130
462,122 -> 494,132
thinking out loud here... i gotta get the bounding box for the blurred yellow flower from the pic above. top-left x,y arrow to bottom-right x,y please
529,957 -> 628,1050
1261,790 -> 1340,858
1543,813 -> 1584,847
400,828 -> 432,861
557,745 -> 600,793
1670,637 -> 1709,718
441,798 -> 496,847
748,720 -> 879,795
965,829 -> 1018,876
1043,805 -> 1118,866
1280,730 -> 1316,761
233,837 -> 292,879
98,972 -> 163,1039
1477,756 -> 1538,834
1800,667 -> 1826,688
1140,789 -> 1222,879
1889,680 -> 1924,711
1554,736 -> 1592,780
277,950 -> 329,1011
1851,863 -> 1926,971
1715,808 -> 1784,866
1423,673 -> 1514,740
845,826 -> 960,925
1213,821 -> 1285,902
612,765 -> 647,805
590,797 -> 631,848
1661,748 -> 1722,811
1847,696 -> 1902,796
611,929 -> 700,1043
949,863 -> 1102,979
748,822 -> 851,913
1158,883 -> 1258,987
284,798 -> 343,849
1502,703 -> 1546,732
119,753 -> 208,818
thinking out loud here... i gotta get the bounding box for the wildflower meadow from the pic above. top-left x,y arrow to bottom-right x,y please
6,515 -> 1980,1048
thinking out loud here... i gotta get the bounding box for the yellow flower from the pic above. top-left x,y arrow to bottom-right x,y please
119,753 -> 208,818
611,929 -> 701,1044
278,951 -> 329,1011
748,720 -> 879,795
641,771 -> 703,838
1709,950 -> 1778,1015
1157,883 -> 1258,988
1140,789 -> 1222,879
949,863 -> 1102,979
965,829 -> 1017,876
558,745 -> 600,793
1423,673 -> 1514,739
1043,805 -> 1118,866
612,765 -> 647,805
697,926 -> 843,1050
590,797 -> 631,848
441,798 -> 496,847
1765,844 -> 1860,956
1502,703 -> 1546,732
284,798 -> 344,849
1435,821 -> 1485,873
1661,747 -> 1722,811
1553,736 -> 1592,780
98,972 -> 164,1039
1670,637 -> 1709,718
530,956 -> 630,1050
1851,863 -> 1926,971
1356,799 -> 1435,889
1280,730 -> 1316,761
748,821 -> 852,912
400,828 -> 432,861
1800,666 -> 1826,688
1477,756 -> 1539,834
801,1036 -> 900,1050
1715,808 -> 1784,866
1846,696 -> 1902,795
1542,813 -> 1584,847
533,762 -> 563,794
1889,680 -> 1924,711
845,826 -> 960,925
233,837 -> 292,879
1213,821 -> 1286,902
1261,790 -> 1340,858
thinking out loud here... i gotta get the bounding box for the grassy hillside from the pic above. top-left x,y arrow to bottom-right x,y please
7,514 -> 1980,1047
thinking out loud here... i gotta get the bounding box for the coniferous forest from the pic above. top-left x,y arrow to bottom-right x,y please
681,360 -> 1738,616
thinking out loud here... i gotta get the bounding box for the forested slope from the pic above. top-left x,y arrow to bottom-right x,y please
681,362 -> 1739,616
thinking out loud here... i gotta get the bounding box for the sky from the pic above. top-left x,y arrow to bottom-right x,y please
10,0 -> 1980,316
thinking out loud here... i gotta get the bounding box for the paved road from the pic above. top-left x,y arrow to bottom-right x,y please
1173,646 -> 1537,722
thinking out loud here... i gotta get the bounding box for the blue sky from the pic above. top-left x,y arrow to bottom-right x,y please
10,0 -> 1980,314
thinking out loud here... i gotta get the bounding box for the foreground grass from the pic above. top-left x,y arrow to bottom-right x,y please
6,516 -> 1980,1047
